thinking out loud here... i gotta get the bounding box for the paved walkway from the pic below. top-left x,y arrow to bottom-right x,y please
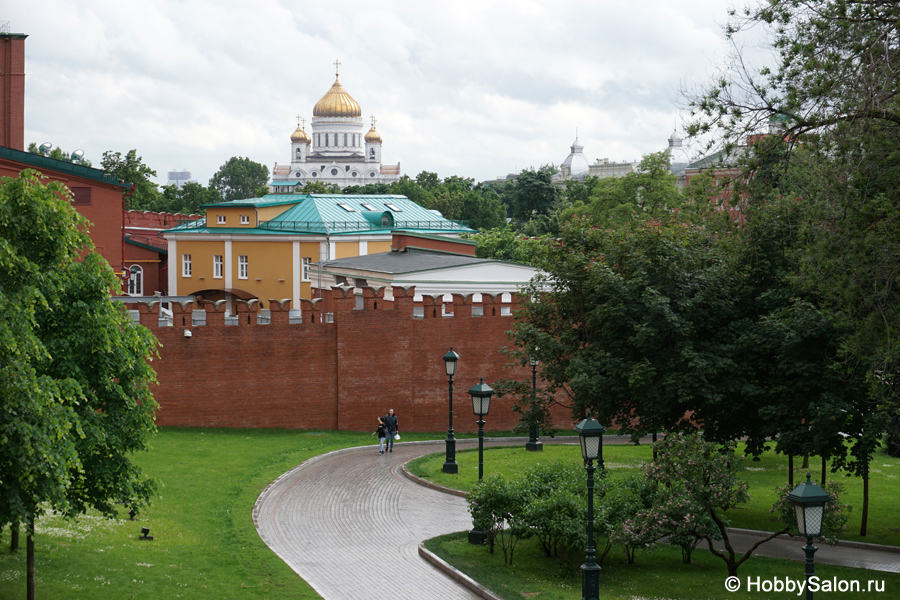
254,437 -> 900,600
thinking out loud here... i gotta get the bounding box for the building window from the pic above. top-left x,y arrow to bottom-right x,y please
70,186 -> 92,205
127,265 -> 143,296
385,203 -> 401,212
217,215 -> 226,224
238,255 -> 248,279
369,149 -> 375,159
182,254 -> 192,277
240,215 -> 250,224
302,257 -> 311,281
213,255 -> 223,278
361,203 -> 375,210
337,203 -> 356,212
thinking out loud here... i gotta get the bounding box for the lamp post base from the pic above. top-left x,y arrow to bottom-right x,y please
468,529 -> 489,545
526,440 -> 543,452
442,461 -> 458,474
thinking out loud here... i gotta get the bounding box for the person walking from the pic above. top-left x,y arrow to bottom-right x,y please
383,408 -> 398,452
372,418 -> 386,454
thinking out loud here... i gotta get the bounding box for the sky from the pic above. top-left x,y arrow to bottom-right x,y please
5,1 -> 743,187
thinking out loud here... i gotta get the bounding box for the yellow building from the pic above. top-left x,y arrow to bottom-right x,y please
163,194 -> 473,312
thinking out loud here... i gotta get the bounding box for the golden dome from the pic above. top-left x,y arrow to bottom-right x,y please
313,76 -> 362,118
291,126 -> 311,144
365,126 -> 382,143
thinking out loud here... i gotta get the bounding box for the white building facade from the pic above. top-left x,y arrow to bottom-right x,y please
271,64 -> 401,192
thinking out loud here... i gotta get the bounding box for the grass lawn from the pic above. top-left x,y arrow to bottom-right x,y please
426,531 -> 900,600
407,441 -> 900,546
0,427 -> 435,600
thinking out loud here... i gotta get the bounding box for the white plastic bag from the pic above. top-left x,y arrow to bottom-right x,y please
394,433 -> 401,440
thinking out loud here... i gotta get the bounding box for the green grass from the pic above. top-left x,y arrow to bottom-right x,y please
426,531 -> 900,600
0,428 -> 434,600
2,431 -> 897,599
408,441 -> 900,546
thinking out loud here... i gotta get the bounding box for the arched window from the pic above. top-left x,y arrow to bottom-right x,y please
128,265 -> 143,296
369,148 -> 375,159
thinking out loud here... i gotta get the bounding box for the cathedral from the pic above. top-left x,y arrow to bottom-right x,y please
271,62 -> 401,192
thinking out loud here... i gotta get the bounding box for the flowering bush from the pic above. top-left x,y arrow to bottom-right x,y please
771,478 -> 851,546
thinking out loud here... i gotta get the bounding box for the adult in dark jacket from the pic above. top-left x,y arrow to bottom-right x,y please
383,408 -> 399,452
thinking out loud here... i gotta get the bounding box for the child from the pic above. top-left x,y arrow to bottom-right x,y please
372,418 -> 386,454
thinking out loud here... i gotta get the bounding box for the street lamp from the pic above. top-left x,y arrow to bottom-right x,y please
467,378 -> 495,546
442,348 -> 460,474
788,473 -> 831,600
469,378 -> 495,481
575,412 -> 605,600
526,351 -> 542,452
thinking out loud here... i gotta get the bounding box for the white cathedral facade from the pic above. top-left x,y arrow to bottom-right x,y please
271,63 -> 401,192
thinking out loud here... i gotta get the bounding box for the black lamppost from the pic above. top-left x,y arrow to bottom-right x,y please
467,378 -> 495,545
788,473 -> 831,600
575,413 -> 605,600
442,348 -> 460,474
469,378 -> 495,481
526,351 -> 542,452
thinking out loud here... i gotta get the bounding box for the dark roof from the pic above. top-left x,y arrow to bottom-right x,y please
318,248 -> 519,275
0,146 -> 129,188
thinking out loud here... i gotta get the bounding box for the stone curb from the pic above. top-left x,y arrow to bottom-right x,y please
418,542 -> 505,600
728,527 -> 900,554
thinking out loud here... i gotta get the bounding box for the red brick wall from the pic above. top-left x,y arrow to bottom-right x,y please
139,286 -> 572,432
0,34 -> 27,151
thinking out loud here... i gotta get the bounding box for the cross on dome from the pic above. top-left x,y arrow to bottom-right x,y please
334,59 -> 341,77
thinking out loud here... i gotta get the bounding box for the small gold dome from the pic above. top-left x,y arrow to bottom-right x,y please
313,76 -> 362,118
291,126 -> 311,144
365,126 -> 382,143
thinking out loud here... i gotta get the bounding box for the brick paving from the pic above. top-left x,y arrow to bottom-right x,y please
254,437 -> 900,600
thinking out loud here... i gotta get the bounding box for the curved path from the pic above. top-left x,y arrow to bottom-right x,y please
253,439 -> 497,600
255,437 -> 900,600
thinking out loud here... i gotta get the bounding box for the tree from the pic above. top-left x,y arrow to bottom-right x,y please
158,181 -> 221,215
209,156 -> 269,202
101,149 -> 161,210
0,170 -> 158,599
559,152 -> 688,227
685,0 -> 900,532
640,433 -> 788,577
507,165 -> 560,223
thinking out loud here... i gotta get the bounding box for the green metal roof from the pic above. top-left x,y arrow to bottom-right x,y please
0,146 -> 129,188
171,194 -> 474,235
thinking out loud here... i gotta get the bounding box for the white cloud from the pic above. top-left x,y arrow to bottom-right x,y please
5,0 -> 737,186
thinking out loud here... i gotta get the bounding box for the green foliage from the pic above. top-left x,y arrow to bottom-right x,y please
560,152 -> 690,227
466,474 -> 528,564
157,181 -> 222,214
101,149 -> 161,210
464,225 -> 553,266
0,170 -> 158,593
209,156 -> 270,202
771,479 -> 850,546
507,165 -> 560,224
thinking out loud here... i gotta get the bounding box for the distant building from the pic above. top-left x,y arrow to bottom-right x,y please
553,136 -> 636,184
163,193 -> 473,313
167,169 -> 193,188
271,62 -> 401,192
665,129 -> 693,187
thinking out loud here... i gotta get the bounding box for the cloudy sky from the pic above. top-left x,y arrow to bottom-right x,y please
6,1 -> 742,187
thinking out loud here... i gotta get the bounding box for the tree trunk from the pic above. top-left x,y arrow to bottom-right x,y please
788,455 -> 794,486
821,457 -> 827,485
27,522 -> 35,600
652,432 -> 658,461
860,461 -> 869,537
10,523 -> 18,553
801,453 -> 809,469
